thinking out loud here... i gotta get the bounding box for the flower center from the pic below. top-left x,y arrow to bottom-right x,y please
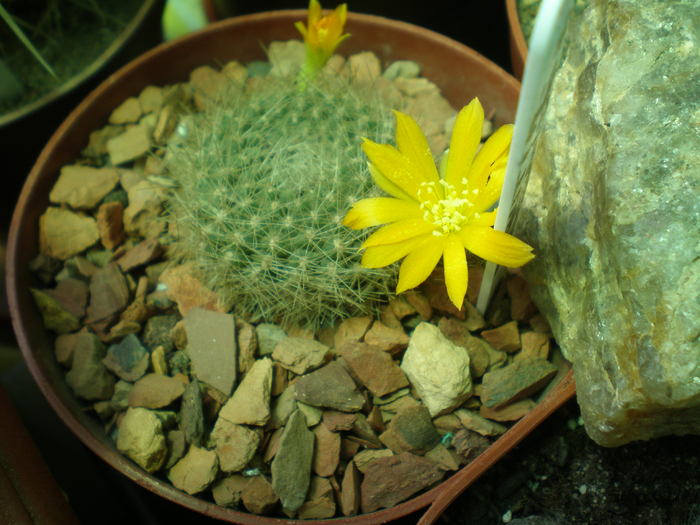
418,181 -> 480,237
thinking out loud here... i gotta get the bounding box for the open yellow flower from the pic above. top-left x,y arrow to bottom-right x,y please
295,0 -> 350,79
343,98 -> 534,310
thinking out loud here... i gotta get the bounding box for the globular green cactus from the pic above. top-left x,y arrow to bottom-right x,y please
165,74 -> 400,328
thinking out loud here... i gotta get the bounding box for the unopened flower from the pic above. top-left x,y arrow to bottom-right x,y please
295,0 -> 349,80
343,98 -> 534,310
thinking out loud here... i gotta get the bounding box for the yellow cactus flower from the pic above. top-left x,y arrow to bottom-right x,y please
295,0 -> 350,79
343,98 -> 535,310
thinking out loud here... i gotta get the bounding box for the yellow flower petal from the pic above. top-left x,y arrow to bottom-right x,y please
396,236 -> 443,293
308,0 -> 321,21
458,225 -> 534,267
443,234 -> 468,310
444,98 -> 484,190
472,209 -> 497,226
393,110 -> 440,187
362,139 -> 422,201
342,198 -> 421,229
467,123 -> 513,192
362,217 -> 434,248
367,163 -> 415,202
335,3 -> 347,28
472,164 -> 506,212
361,234 -> 430,268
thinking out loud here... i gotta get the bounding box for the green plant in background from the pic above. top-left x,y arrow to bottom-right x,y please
0,3 -> 56,77
161,0 -> 209,41
165,75 -> 399,329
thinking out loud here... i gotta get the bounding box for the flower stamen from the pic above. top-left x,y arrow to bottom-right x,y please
419,181 -> 473,236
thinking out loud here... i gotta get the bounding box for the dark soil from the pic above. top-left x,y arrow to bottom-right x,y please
440,400 -> 700,525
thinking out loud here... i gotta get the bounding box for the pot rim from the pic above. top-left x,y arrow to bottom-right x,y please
505,0 -> 529,79
6,9 -> 572,524
0,0 -> 158,128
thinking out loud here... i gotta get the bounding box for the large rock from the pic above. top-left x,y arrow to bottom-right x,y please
513,0 -> 700,446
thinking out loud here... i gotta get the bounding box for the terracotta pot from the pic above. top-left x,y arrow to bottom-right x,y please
6,10 -> 575,524
0,386 -> 79,525
506,0 -> 528,79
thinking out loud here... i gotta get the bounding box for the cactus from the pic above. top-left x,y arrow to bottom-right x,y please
165,74 -> 400,328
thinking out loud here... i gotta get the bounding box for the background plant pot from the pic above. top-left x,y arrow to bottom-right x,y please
0,0 -> 161,228
0,385 -> 80,525
506,0 -> 528,79
7,10 -> 574,524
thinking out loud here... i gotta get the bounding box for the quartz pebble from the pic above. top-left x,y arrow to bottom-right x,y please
401,322 -> 472,416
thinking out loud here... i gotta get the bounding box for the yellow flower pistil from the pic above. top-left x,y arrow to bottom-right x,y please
342,98 -> 535,310
295,0 -> 350,82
